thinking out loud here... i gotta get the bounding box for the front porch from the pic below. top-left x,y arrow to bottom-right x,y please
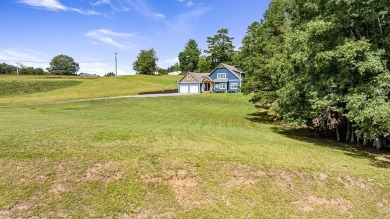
201,77 -> 213,93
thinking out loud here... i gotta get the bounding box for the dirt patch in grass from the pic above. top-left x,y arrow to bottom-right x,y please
139,161 -> 209,210
335,175 -> 368,190
85,161 -> 124,183
293,195 -> 352,215
221,163 -> 266,188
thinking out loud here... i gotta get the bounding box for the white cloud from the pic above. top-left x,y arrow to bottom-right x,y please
168,5 -> 211,31
0,48 -> 49,69
85,29 -> 137,50
122,0 -> 165,19
18,0 -> 106,16
176,0 -> 194,7
91,0 -> 111,7
154,13 -> 165,18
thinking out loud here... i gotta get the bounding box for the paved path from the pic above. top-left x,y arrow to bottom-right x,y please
0,93 -> 194,108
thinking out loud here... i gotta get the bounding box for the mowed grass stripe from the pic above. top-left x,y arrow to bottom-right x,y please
0,94 -> 389,218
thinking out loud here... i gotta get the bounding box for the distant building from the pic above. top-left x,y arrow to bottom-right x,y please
178,63 -> 244,94
168,71 -> 181,76
79,73 -> 99,77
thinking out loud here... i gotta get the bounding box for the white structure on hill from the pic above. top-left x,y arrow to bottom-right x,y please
168,71 -> 181,76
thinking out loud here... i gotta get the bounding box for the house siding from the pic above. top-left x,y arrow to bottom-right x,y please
209,68 -> 241,92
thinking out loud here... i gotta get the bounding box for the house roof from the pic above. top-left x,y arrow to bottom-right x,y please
218,63 -> 242,79
189,73 -> 211,82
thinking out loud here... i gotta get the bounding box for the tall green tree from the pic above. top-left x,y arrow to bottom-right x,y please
178,39 -> 201,73
204,28 -> 235,69
241,0 -> 389,145
196,56 -> 211,73
47,54 -> 79,75
133,49 -> 158,75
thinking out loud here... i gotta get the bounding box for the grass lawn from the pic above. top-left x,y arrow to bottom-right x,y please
0,93 -> 389,218
0,75 -> 181,105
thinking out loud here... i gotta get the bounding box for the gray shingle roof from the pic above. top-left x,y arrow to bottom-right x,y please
189,73 -> 211,82
219,63 -> 242,80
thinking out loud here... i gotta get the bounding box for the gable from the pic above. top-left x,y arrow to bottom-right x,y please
179,73 -> 198,83
209,67 -> 240,81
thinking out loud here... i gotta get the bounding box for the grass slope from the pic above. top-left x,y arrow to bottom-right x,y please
0,75 -> 181,105
0,94 -> 389,218
0,79 -> 83,96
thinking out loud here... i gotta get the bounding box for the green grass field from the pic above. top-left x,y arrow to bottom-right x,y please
0,76 -> 389,218
0,75 -> 181,105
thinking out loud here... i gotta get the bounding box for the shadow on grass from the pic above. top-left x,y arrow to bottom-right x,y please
271,126 -> 390,169
246,111 -> 275,124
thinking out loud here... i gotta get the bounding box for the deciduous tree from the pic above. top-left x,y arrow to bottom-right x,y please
178,39 -> 201,73
48,54 -> 79,75
133,49 -> 158,75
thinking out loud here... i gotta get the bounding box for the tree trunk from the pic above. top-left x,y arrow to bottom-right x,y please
350,128 -> 355,143
363,138 -> 368,146
374,137 -> 382,150
345,122 -> 350,142
336,126 -> 340,141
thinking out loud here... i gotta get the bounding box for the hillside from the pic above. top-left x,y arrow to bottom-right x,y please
0,94 -> 388,218
0,75 -> 181,105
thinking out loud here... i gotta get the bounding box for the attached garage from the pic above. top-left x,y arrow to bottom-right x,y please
189,84 -> 199,93
179,83 -> 199,94
179,84 -> 189,93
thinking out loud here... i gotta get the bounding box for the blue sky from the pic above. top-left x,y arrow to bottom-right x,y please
0,0 -> 270,75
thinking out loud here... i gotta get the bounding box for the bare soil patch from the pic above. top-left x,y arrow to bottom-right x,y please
293,195 -> 352,215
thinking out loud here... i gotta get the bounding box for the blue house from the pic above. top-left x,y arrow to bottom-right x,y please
178,63 -> 244,94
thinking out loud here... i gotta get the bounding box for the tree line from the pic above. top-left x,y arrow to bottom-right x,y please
237,0 -> 389,149
133,28 -> 236,75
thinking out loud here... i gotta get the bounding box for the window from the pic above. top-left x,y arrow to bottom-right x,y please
217,73 -> 226,79
219,83 -> 226,89
230,83 -> 238,89
187,74 -> 191,79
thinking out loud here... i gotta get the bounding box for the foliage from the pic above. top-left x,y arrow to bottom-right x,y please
166,63 -> 181,73
240,0 -> 390,143
47,54 -> 80,75
0,63 -> 17,74
133,49 -> 158,75
19,65 -> 46,75
196,56 -> 211,72
0,63 -> 46,75
178,39 -> 201,73
204,28 -> 235,69
104,72 -> 115,77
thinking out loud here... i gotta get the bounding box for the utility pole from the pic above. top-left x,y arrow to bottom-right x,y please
16,62 -> 19,75
114,52 -> 117,78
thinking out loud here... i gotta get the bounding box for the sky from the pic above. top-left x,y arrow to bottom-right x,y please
0,0 -> 270,75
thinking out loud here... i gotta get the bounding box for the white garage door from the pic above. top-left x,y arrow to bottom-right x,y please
179,84 -> 188,93
189,84 -> 199,93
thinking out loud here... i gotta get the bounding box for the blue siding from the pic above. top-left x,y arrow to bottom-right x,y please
209,68 -> 241,92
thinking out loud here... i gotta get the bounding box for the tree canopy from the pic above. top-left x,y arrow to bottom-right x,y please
133,49 -> 158,75
239,0 -> 389,148
47,54 -> 79,75
204,28 -> 235,69
179,39 -> 201,73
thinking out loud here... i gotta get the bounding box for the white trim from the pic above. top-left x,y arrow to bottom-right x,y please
230,83 -> 238,89
217,73 -> 226,79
